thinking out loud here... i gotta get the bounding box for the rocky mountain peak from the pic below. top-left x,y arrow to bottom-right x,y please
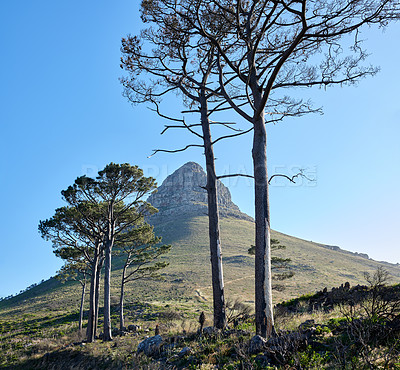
147,162 -> 252,221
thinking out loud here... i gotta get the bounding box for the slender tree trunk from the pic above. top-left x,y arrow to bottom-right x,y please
79,274 -> 86,332
86,271 -> 95,341
94,258 -> 103,338
119,264 -> 128,332
200,91 -> 226,329
103,238 -> 113,341
252,114 -> 274,338
86,255 -> 99,342
103,209 -> 115,342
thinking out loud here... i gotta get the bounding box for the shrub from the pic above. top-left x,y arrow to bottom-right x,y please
225,299 -> 253,326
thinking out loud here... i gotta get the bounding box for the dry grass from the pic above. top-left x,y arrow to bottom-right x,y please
275,305 -> 343,331
2,215 -> 400,368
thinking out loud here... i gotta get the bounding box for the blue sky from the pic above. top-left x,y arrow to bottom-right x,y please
0,1 -> 399,298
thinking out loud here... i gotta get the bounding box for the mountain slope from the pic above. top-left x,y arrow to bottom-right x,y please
1,162 -> 399,315
151,214 -> 400,304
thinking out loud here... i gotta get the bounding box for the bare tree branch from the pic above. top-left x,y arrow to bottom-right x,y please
212,126 -> 253,145
217,173 -> 254,180
148,144 -> 204,158
216,171 -> 316,184
268,170 -> 316,184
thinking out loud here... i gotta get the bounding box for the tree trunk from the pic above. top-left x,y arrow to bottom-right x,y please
86,254 -> 99,342
79,274 -> 86,332
200,91 -> 226,329
103,239 -> 113,341
103,202 -> 115,342
119,264 -> 127,332
94,258 -> 103,339
252,114 -> 274,338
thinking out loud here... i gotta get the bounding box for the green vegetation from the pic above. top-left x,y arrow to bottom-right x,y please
2,276 -> 400,368
2,215 -> 400,320
2,213 -> 400,368
3,0 -> 399,364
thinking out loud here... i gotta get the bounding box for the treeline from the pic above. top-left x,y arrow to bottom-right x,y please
0,279 -> 47,302
39,163 -> 171,342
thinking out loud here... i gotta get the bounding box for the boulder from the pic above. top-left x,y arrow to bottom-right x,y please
178,347 -> 192,358
203,326 -> 217,335
137,335 -> 163,357
249,335 -> 267,354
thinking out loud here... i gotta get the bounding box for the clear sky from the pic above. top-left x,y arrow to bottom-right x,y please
0,1 -> 399,298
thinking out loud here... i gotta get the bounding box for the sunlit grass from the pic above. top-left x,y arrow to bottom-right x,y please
2,215 -> 400,368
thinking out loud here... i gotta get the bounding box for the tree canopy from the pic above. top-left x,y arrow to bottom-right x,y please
39,163 -> 168,342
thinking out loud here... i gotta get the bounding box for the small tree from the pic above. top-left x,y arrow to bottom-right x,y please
57,261 -> 88,333
248,239 -> 294,291
40,163 -> 158,342
94,163 -> 157,341
39,203 -> 105,342
114,222 -> 171,331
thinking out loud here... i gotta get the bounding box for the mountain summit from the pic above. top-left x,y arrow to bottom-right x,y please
148,162 -> 252,221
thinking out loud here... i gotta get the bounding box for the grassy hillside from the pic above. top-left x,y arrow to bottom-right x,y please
151,215 -> 400,304
1,214 -> 400,368
2,214 -> 400,315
